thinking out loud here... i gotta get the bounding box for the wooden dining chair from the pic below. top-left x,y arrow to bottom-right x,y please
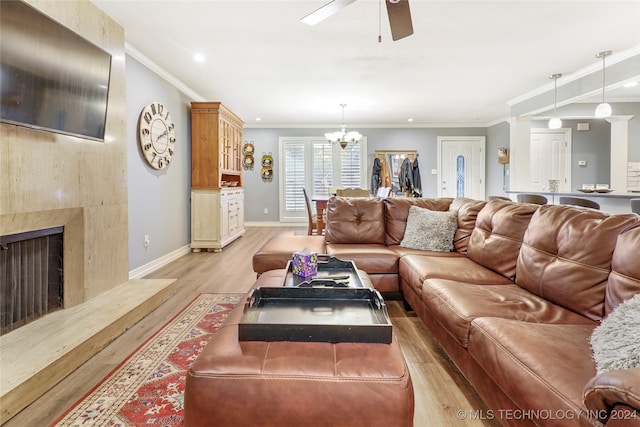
631,199 -> 640,215
559,196 -> 600,210
302,188 -> 318,235
336,188 -> 370,197
516,194 -> 548,205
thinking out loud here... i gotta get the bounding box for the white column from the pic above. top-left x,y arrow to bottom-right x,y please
606,115 -> 633,192
508,116 -> 532,191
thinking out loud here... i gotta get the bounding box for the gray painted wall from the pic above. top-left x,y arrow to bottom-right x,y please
486,121 -> 511,198
242,127 -> 489,222
122,56 -> 637,269
126,55 -> 192,271
552,102 -> 640,161
531,119 -> 612,189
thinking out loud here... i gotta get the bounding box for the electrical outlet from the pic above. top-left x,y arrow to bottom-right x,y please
264,208 -> 268,214
144,235 -> 150,247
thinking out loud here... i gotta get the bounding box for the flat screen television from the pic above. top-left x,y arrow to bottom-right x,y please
0,0 -> 112,142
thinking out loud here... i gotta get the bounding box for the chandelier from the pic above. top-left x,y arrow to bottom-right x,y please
325,103 -> 362,149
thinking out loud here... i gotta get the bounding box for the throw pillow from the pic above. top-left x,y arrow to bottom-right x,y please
590,294 -> 640,374
400,206 -> 458,252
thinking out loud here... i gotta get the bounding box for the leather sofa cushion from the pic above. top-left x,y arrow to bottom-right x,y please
325,197 -> 386,244
397,252 -> 467,297
469,318 -> 598,426
606,223 -> 640,315
389,244 -> 467,258
449,197 -> 487,254
383,197 -> 452,246
252,234 -> 326,274
467,199 -> 539,280
400,254 -> 513,286
326,243 -> 399,274
516,205 -> 638,321
421,280 -> 595,348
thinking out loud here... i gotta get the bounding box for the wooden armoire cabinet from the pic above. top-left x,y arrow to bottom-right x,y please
190,102 -> 245,252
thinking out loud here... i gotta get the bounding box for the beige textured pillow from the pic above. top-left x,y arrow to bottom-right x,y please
400,206 -> 458,252
590,294 -> 640,374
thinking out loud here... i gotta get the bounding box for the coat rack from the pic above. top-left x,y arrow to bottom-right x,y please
373,150 -> 419,197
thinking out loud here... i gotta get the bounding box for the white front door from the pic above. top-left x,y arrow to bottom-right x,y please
530,129 -> 572,192
437,136 -> 486,200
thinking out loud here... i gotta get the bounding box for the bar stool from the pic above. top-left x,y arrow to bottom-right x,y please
559,196 -> 600,210
516,194 -> 548,205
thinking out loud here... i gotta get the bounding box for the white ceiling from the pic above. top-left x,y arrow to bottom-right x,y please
93,0 -> 640,127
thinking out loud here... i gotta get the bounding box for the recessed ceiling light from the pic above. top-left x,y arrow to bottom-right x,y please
407,118 -> 414,122
256,117 -> 262,121
193,53 -> 205,63
624,81 -> 638,88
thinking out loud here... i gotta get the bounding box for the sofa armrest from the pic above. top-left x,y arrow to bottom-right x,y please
583,368 -> 640,423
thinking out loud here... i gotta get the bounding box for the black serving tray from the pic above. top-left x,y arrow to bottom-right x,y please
283,255 -> 367,288
238,287 -> 392,343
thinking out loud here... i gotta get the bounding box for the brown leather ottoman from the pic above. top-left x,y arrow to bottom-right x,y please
184,275 -> 414,427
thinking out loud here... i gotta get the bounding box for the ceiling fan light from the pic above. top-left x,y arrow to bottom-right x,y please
548,117 -> 562,129
595,102 -> 612,118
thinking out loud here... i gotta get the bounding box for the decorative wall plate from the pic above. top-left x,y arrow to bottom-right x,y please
243,142 -> 255,170
261,152 -> 273,181
243,154 -> 254,170
243,142 -> 255,155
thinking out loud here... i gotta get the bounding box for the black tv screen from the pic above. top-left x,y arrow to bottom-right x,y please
0,0 -> 112,141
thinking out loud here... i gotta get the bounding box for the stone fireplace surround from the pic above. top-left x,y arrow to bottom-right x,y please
0,1 -> 176,422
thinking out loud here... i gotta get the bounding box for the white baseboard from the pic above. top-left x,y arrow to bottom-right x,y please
128,245 -> 191,279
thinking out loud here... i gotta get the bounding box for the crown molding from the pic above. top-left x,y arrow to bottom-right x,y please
125,42 -> 205,102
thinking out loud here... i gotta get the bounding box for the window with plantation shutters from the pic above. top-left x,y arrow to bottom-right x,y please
279,136 -> 367,222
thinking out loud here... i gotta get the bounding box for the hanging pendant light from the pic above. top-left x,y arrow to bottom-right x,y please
325,104 -> 362,149
548,73 -> 562,129
595,50 -> 613,118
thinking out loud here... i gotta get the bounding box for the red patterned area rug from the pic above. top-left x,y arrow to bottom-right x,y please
51,293 -> 244,427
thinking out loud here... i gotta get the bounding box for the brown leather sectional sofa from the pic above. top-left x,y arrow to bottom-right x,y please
253,196 -> 640,426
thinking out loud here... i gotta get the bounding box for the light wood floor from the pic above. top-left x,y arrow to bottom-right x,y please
5,226 -> 499,427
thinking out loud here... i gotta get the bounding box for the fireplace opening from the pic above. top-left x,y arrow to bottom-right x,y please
1,227 -> 64,335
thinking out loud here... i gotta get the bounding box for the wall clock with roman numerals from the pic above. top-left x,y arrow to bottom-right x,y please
138,101 -> 175,170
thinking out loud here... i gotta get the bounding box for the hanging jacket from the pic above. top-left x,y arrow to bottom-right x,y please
380,157 -> 393,190
371,157 -> 382,196
411,157 -> 422,197
398,157 -> 413,194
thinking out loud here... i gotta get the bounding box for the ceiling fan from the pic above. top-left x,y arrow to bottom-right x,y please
301,0 -> 414,41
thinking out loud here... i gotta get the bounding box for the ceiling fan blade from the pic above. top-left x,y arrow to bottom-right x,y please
301,0 -> 357,25
386,0 -> 413,41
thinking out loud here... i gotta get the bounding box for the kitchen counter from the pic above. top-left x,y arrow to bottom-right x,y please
506,190 -> 640,214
